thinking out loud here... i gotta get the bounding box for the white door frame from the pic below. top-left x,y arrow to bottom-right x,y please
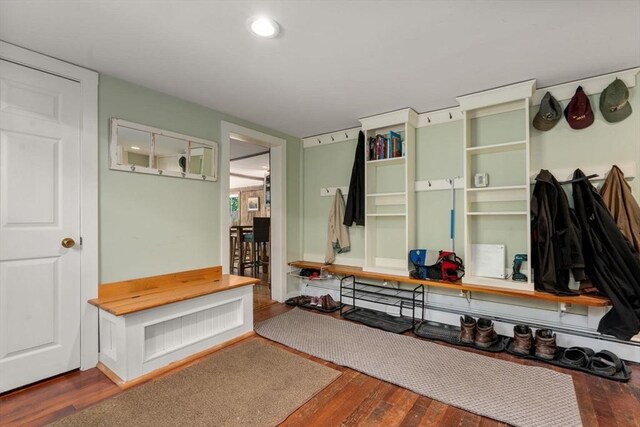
220,122 -> 287,302
0,41 -> 99,370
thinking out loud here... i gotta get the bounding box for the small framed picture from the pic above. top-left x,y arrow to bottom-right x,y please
247,196 -> 259,212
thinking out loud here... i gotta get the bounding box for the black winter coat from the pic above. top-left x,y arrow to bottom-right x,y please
531,169 -> 585,295
572,169 -> 640,340
343,131 -> 365,226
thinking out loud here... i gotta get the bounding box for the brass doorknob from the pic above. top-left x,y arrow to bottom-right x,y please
61,238 -> 75,248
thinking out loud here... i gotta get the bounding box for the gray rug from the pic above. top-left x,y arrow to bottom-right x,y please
256,308 -> 582,427
51,339 -> 340,427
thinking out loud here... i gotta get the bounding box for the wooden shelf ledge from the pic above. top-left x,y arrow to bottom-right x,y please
89,266 -> 260,316
288,260 -> 611,307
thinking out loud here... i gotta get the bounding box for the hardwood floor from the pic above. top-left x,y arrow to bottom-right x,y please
1,303 -> 638,427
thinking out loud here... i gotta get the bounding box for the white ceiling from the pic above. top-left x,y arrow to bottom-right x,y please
1,1 -> 639,137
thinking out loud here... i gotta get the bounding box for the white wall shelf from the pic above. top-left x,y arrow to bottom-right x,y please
366,156 -> 406,167
366,213 -> 407,217
465,140 -> 526,155
360,108 -> 417,276
459,80 -> 535,291
466,211 -> 528,216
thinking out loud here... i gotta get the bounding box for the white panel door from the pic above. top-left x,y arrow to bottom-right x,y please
0,59 -> 82,392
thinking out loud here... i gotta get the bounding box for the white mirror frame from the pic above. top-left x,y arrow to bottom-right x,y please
109,118 -> 218,181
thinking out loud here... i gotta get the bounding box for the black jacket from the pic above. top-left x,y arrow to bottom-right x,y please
531,170 -> 585,295
572,169 -> 640,340
343,131 -> 365,226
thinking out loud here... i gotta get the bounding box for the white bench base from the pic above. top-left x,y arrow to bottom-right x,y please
98,285 -> 253,384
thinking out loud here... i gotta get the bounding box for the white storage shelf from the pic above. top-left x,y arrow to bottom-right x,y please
466,140 -> 526,155
458,81 -> 535,291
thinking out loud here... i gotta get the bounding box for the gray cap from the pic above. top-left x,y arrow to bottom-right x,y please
533,92 -> 563,131
600,79 -> 632,123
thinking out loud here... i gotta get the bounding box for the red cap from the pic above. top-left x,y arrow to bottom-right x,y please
564,86 -> 594,129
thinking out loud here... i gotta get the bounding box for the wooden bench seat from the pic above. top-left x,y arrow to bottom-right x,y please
90,266 -> 260,316
91,266 -> 259,387
289,261 -> 611,307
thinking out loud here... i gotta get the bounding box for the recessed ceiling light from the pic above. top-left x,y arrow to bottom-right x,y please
249,16 -> 280,38
130,146 -> 140,150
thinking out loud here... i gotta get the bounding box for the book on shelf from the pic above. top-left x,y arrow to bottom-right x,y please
367,132 -> 404,161
389,131 -> 402,158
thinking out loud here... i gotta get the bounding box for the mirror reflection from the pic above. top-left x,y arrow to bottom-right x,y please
110,118 -> 218,181
116,127 -> 151,167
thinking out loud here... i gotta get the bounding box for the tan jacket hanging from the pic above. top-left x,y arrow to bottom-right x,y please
325,189 -> 350,264
600,165 -> 640,253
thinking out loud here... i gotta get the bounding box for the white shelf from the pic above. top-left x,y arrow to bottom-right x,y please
466,185 -> 527,192
467,211 -> 527,216
466,140 -> 526,155
366,156 -> 406,166
366,213 -> 406,217
466,185 -> 528,203
366,192 -> 406,197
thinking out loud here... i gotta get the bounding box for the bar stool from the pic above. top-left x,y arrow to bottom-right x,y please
244,217 -> 270,279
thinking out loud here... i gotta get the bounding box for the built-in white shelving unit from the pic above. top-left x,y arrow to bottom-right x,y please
457,80 -> 536,290
360,108 -> 418,275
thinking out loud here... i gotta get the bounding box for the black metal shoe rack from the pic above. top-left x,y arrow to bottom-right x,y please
339,275 -> 424,333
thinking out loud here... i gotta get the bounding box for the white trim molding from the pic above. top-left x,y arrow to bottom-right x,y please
0,41 -> 100,371
532,67 -> 640,104
302,127 -> 360,148
220,122 -> 287,302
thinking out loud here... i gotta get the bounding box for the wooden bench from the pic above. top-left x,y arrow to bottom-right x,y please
289,261 -> 611,307
90,266 -> 260,387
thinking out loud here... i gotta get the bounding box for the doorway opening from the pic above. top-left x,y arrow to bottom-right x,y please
229,139 -> 271,308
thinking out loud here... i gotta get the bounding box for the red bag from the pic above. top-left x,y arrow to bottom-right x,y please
437,251 -> 465,282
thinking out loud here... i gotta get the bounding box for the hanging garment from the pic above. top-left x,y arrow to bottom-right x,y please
599,165 -> 640,254
572,169 -> 640,340
531,170 -> 585,295
325,188 -> 351,264
343,131 -> 365,226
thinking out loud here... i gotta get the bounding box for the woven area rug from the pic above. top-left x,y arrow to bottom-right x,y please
51,339 -> 340,427
256,308 -> 583,427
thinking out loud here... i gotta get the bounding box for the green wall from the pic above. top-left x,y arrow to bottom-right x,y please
99,75 -> 301,283
302,138 -> 364,264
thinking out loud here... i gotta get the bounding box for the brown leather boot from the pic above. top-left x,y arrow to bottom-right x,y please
459,315 -> 476,344
474,318 -> 497,348
512,325 -> 533,355
535,329 -> 557,360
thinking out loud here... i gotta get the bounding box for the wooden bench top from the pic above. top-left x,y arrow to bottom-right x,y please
289,261 -> 611,307
89,266 -> 260,316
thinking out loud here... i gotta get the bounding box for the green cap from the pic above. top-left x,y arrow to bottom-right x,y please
533,92 -> 562,131
600,79 -> 632,123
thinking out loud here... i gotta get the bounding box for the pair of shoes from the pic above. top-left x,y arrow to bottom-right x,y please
459,315 -> 498,348
511,325 -> 557,359
534,328 -> 557,360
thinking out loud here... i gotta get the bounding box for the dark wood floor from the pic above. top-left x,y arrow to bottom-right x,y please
1,302 -> 639,427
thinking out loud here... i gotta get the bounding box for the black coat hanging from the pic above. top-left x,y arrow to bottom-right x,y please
531,169 -> 585,295
572,169 -> 640,340
343,131 -> 365,226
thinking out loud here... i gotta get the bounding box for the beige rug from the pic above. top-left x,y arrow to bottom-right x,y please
51,339 -> 340,427
256,308 -> 583,427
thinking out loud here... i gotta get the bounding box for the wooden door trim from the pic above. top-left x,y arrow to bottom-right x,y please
0,41 -> 99,371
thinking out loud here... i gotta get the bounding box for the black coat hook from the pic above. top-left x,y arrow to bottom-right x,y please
427,117 -> 431,123
331,135 -> 334,141
317,138 -> 321,144
345,132 -> 348,138
449,112 -> 452,119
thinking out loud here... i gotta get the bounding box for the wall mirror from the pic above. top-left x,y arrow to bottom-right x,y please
110,118 -> 218,181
